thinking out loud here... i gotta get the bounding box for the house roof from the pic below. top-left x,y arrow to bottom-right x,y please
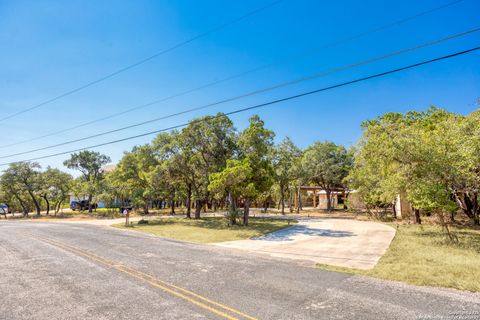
300,186 -> 357,194
101,164 -> 116,173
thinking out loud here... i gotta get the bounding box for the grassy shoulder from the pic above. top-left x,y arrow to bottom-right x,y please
113,217 -> 297,244
317,223 -> 480,292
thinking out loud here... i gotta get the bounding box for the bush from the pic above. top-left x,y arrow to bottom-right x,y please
224,209 -> 241,226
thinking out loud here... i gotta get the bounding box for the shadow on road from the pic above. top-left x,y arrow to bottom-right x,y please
253,225 -> 356,241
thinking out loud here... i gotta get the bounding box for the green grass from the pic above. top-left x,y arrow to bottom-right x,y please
317,224 -> 480,292
113,217 -> 296,244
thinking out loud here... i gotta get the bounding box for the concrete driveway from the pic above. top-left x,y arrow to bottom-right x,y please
215,218 -> 396,269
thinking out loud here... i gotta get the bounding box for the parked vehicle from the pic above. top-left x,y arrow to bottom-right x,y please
120,200 -> 133,213
0,203 -> 12,214
120,206 -> 133,213
70,200 -> 97,211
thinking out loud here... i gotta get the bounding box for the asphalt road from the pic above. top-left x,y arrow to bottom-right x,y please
1,222 -> 479,320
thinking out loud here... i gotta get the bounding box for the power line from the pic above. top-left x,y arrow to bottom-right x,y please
0,0 -> 282,123
1,27 -> 478,160
1,45 -> 478,167
0,0 -> 466,149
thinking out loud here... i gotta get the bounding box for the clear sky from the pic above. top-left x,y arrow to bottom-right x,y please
0,0 -> 479,173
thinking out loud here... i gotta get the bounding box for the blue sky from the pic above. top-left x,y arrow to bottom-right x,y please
0,0 -> 479,172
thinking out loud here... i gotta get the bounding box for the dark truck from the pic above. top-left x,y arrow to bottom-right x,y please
70,200 -> 98,211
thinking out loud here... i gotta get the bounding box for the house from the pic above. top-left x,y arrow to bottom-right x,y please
294,186 -> 352,210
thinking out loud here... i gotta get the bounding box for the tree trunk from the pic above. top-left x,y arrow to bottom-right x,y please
170,199 -> 175,215
54,201 -> 61,215
280,187 -> 285,215
344,191 -> 349,210
289,188 -> 293,213
454,192 -> 479,225
144,203 -> 149,215
194,200 -> 203,219
227,192 -> 235,211
326,189 -> 332,212
14,194 -> 28,216
186,184 -> 192,218
27,190 -> 41,216
227,192 -> 236,225
243,199 -> 250,226
413,208 -> 421,224
42,195 -> 50,215
88,194 -> 93,213
296,187 -> 302,213
472,193 -> 479,226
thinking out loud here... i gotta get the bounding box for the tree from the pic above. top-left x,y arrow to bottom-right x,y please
111,145 -> 157,214
301,141 -> 353,211
209,159 -> 255,225
1,162 -> 43,215
0,172 -> 31,215
449,110 -> 480,225
152,131 -> 189,216
39,167 -> 73,215
97,173 -> 120,213
272,137 -> 301,214
180,114 -> 237,219
63,151 -> 111,212
237,115 -> 275,225
349,107 -> 480,225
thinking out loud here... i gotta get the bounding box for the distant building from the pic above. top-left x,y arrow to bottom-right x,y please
294,186 -> 352,210
101,164 -> 116,173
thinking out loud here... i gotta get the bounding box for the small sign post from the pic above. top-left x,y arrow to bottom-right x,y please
124,208 -> 130,226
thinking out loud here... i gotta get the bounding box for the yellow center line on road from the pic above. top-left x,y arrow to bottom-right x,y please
24,232 -> 258,320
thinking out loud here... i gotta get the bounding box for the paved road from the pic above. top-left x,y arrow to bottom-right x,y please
216,219 -> 395,269
1,222 -> 479,320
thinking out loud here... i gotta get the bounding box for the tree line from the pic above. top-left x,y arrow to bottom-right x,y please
1,107 -> 479,226
350,107 -> 480,226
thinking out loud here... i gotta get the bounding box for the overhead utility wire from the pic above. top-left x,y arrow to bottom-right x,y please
1,27 -> 478,160
1,45 -> 478,167
0,0 -> 282,123
0,0 -> 465,149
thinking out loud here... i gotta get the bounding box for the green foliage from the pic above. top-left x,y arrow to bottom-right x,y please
350,107 -> 480,224
40,166 -> 73,214
238,116 -> 275,195
110,144 -> 158,212
209,159 -> 255,199
64,150 -> 111,213
0,162 -> 43,215
3,107 -> 477,227
300,141 -> 353,210
272,137 -> 301,213
63,150 -> 110,181
0,162 -> 72,215
224,208 -> 242,226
